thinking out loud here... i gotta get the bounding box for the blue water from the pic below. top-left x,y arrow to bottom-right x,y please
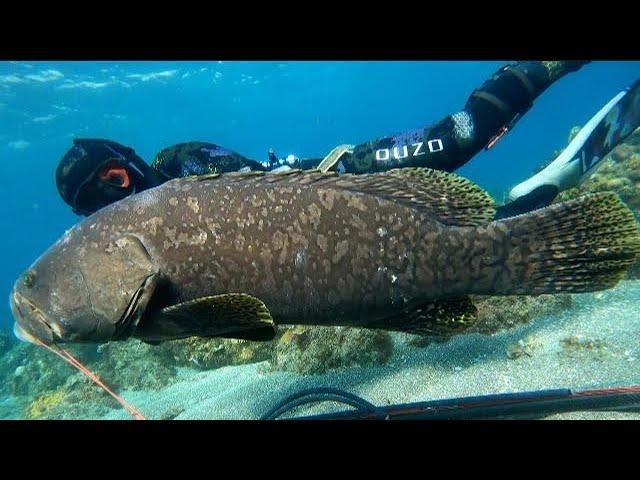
1,60 -> 639,328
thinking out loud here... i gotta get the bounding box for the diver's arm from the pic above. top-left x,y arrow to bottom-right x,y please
495,78 -> 640,219
313,61 -> 590,174
151,142 -> 268,177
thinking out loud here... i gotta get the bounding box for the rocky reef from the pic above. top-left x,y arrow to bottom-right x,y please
0,327 -> 14,358
2,341 -> 79,398
471,294 -> 574,335
0,333 -> 182,419
0,326 -> 397,417
405,293 -> 574,348
165,326 -> 395,376
166,336 -> 274,370
92,341 -> 177,391
271,326 -> 393,375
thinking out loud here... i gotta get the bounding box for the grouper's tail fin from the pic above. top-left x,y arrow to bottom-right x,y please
486,192 -> 640,295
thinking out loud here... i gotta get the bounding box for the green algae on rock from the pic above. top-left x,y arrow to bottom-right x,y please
163,327 -> 395,376
405,294 -> 574,347
0,334 -> 180,419
0,328 -> 15,361
471,295 -> 574,335
166,336 -> 275,370
559,335 -> 609,362
4,342 -> 83,397
506,336 -> 540,360
92,340 -> 177,391
271,326 -> 393,375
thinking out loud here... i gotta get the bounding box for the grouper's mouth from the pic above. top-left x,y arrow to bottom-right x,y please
10,288 -> 149,420
10,289 -> 58,345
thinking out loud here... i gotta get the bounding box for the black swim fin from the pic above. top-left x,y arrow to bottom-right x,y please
501,79 -> 640,220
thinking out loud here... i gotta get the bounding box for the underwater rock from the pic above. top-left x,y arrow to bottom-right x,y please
0,334 -> 177,419
25,379 -> 114,420
0,395 -> 25,420
166,326 -> 393,375
271,326 -> 393,375
41,400 -> 113,420
4,342 -> 78,397
0,327 -> 15,358
471,294 -> 574,335
559,335 -> 609,362
26,390 -> 66,419
3,336 -> 176,398
15,340 -> 177,419
91,340 -> 177,391
506,336 -> 539,360
0,328 -> 12,352
166,336 -> 275,370
405,294 -> 573,348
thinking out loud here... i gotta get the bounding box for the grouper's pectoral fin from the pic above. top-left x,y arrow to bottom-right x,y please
145,293 -> 277,342
370,296 -> 478,337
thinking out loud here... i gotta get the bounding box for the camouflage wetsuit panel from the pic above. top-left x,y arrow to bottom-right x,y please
151,142 -> 266,179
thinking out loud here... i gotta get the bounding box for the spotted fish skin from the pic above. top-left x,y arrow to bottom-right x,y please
11,168 -> 640,344
86,171 -> 468,327
76,168 -> 640,324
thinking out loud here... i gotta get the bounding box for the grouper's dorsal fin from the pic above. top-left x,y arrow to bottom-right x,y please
147,293 -> 277,342
193,167 -> 496,226
384,168 -> 496,226
369,296 -> 478,337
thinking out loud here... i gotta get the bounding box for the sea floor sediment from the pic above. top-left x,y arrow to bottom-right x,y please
89,280 -> 640,420
1,280 -> 639,420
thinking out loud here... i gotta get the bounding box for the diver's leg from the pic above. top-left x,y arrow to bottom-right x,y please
311,61 -> 590,174
495,78 -> 640,219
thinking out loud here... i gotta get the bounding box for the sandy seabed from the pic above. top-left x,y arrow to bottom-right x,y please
85,280 -> 640,420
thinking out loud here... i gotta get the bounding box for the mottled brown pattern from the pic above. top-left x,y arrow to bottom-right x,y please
91,171 -> 640,322
11,168 -> 640,344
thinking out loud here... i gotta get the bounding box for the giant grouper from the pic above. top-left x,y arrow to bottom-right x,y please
10,167 -> 640,345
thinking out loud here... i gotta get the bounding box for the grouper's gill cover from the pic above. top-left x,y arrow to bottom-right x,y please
10,167 -> 640,345
11,211 -> 159,343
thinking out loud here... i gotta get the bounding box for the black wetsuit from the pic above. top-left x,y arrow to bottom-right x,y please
58,61 -> 590,217
151,61 -> 589,178
337,61 -> 590,174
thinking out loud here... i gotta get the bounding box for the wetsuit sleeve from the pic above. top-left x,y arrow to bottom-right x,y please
151,142 -> 267,178
321,61 -> 590,174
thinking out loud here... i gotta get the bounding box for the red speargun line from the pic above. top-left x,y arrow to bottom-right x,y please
35,338 -> 147,420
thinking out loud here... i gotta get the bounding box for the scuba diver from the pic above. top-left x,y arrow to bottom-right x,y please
55,61 -> 640,219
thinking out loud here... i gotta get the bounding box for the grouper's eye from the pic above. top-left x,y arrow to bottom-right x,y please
23,272 -> 35,288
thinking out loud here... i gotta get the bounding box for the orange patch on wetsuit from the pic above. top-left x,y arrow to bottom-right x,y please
100,164 -> 131,188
